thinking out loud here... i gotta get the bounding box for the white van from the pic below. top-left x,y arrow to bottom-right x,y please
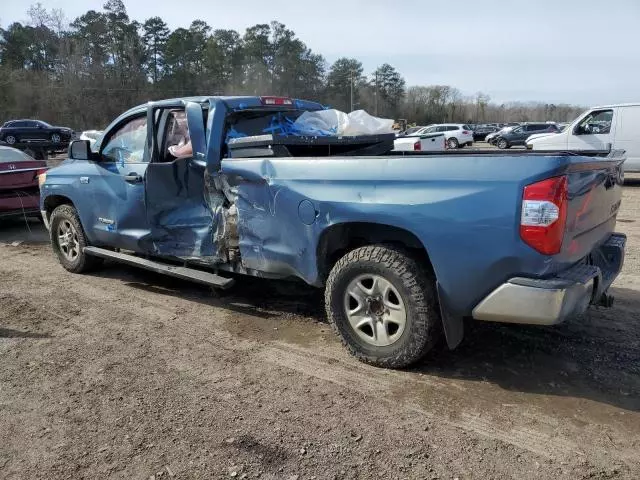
527,103 -> 640,172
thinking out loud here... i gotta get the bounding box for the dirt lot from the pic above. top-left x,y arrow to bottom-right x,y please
0,182 -> 639,479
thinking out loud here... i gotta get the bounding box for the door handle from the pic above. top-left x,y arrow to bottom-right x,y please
124,173 -> 142,183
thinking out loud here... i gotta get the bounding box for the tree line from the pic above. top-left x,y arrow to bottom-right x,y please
0,1 -> 585,130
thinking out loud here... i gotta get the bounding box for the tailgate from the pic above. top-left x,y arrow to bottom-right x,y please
561,159 -> 624,261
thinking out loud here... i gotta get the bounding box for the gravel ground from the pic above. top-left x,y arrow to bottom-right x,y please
0,180 -> 639,479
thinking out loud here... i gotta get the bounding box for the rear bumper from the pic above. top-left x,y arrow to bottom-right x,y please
472,233 -> 626,325
0,193 -> 40,218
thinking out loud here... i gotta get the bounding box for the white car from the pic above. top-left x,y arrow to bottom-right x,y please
412,124 -> 473,149
527,103 -> 640,172
393,132 -> 445,152
79,130 -> 103,148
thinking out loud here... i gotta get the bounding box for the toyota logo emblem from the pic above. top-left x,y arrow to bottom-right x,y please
8,164 -> 16,170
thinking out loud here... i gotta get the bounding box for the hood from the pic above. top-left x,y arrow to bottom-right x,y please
526,132 -> 556,142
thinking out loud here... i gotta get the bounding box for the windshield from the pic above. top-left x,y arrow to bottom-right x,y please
38,120 -> 52,128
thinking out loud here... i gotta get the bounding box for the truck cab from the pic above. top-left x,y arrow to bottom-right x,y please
527,103 -> 640,173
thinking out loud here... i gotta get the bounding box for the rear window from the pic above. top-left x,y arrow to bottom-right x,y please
0,148 -> 33,162
462,125 -> 471,130
226,109 -> 308,141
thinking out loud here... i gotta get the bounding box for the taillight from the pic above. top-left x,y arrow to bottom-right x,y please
520,176 -> 568,255
260,96 -> 293,106
413,140 -> 421,151
37,169 -> 47,188
462,130 -> 471,135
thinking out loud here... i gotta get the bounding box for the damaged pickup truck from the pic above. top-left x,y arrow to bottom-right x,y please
40,96 -> 627,368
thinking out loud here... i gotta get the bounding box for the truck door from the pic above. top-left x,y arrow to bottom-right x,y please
145,102 -> 217,258
567,108 -> 615,151
88,114 -> 151,251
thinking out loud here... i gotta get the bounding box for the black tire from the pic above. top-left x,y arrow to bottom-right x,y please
49,204 -> 102,273
447,137 -> 459,149
497,138 -> 510,149
5,135 -> 16,145
325,245 -> 441,368
51,133 -> 62,143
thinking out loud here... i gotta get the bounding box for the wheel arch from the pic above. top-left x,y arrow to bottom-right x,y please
316,221 -> 431,283
316,221 -> 464,350
43,194 -> 75,222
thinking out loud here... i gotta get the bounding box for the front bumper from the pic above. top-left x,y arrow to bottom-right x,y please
41,209 -> 50,230
472,233 -> 626,325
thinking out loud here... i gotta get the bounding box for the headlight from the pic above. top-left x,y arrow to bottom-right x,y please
38,171 -> 47,188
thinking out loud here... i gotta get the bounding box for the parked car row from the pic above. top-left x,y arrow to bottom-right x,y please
0,119 -> 74,145
399,121 -> 568,144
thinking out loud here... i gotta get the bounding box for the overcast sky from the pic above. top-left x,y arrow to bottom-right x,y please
3,0 -> 639,106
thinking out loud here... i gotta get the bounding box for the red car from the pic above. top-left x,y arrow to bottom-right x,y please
0,146 -> 47,219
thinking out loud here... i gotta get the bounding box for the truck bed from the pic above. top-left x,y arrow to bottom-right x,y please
220,150 -> 625,320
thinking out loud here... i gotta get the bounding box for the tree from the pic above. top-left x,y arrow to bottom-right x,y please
142,17 -> 169,83
0,3 -> 588,131
102,0 -> 145,83
269,22 -> 324,98
474,92 -> 490,123
326,58 -> 365,112
210,29 -> 243,91
242,23 -> 272,94
163,28 -> 195,93
189,20 -> 210,77
70,10 -> 109,70
372,64 -> 405,117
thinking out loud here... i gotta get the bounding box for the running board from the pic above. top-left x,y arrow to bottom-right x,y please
84,247 -> 235,289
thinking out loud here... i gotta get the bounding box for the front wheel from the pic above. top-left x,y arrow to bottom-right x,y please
51,133 -> 62,143
49,204 -> 102,273
5,135 -> 16,145
497,138 -> 510,149
325,246 -> 441,368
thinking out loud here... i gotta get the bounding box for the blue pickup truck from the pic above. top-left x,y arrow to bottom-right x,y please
39,96 -> 626,368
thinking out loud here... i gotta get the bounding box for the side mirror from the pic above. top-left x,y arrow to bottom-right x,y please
69,140 -> 95,160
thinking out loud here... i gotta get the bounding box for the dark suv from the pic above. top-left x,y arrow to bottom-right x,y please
495,123 -> 559,149
0,120 -> 74,146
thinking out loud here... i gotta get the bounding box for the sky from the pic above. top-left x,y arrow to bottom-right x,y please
3,0 -> 639,106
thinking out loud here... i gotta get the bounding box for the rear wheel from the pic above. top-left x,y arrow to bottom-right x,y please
5,135 -> 16,145
49,204 -> 102,273
325,245 -> 441,368
447,137 -> 459,149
